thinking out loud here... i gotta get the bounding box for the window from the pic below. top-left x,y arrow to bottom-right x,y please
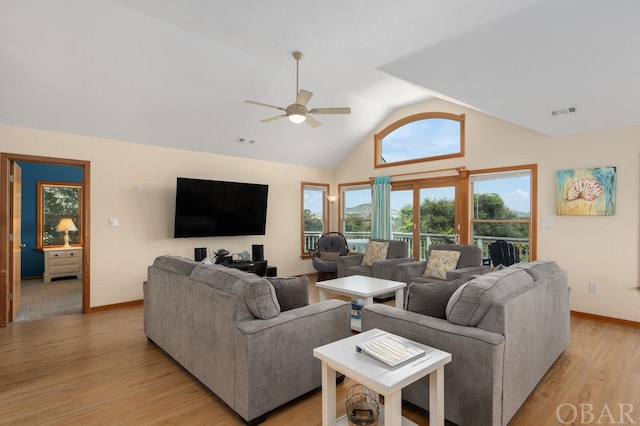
37,181 -> 82,248
390,177 -> 462,260
301,183 -> 329,256
469,165 -> 537,263
374,112 -> 465,168
339,183 -> 372,253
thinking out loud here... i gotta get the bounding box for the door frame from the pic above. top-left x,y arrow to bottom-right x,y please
391,170 -> 469,260
0,153 -> 90,327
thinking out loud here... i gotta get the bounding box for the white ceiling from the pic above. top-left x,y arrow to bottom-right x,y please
1,0 -> 639,168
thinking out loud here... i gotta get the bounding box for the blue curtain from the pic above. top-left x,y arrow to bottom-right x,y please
371,176 -> 391,239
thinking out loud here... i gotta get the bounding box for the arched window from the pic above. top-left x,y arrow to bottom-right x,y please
374,112 -> 465,168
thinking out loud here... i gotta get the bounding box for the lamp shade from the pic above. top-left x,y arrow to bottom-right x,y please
56,218 -> 78,232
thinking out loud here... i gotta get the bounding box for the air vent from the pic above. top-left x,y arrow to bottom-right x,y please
549,105 -> 578,118
235,137 -> 256,144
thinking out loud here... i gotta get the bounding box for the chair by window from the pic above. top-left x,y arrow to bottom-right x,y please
394,244 -> 490,309
396,244 -> 491,287
488,240 -> 521,268
309,232 -> 349,281
336,239 -> 414,281
336,238 -> 414,302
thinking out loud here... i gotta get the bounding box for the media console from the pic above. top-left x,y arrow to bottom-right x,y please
223,260 -> 277,277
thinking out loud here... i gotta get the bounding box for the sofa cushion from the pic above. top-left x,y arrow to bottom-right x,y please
267,276 -> 309,311
405,280 -> 461,319
510,260 -> 561,281
153,255 -> 197,276
445,268 -> 534,326
190,265 -> 281,319
320,252 -> 341,261
361,241 -> 389,266
424,250 -> 461,280
243,278 -> 281,319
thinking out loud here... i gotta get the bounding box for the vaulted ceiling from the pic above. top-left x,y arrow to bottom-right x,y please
1,1 -> 638,168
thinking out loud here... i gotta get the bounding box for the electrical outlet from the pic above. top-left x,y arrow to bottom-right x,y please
589,282 -> 599,293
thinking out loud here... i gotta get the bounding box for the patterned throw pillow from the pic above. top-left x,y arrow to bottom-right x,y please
361,241 -> 389,266
424,250 -> 462,280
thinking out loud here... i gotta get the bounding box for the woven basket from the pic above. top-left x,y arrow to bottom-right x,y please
345,384 -> 379,426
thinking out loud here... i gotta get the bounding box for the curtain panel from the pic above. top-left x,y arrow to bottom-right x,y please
371,176 -> 391,239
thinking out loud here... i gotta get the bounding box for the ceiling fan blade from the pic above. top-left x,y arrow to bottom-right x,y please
305,115 -> 322,127
245,100 -> 286,111
309,107 -> 351,115
296,89 -> 313,107
261,115 -> 285,123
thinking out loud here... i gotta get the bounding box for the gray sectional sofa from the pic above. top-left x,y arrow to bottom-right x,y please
144,256 -> 351,425
362,260 -> 570,426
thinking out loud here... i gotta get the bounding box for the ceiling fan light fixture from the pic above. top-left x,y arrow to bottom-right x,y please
288,113 -> 306,124
245,51 -> 351,127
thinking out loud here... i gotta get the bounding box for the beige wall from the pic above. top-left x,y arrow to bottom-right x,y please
335,98 -> 640,322
3,97 -> 639,322
2,125 -> 331,307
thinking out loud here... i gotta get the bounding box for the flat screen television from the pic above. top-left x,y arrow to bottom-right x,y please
174,177 -> 268,238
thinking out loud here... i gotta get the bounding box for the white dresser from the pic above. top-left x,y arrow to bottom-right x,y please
43,247 -> 83,283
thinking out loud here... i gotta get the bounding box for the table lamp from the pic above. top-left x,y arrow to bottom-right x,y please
56,218 -> 78,248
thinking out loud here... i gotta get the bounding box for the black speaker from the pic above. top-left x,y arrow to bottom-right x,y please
252,244 -> 264,261
194,247 -> 207,262
253,260 -> 267,277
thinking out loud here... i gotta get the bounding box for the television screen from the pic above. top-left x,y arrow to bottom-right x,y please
174,177 -> 268,238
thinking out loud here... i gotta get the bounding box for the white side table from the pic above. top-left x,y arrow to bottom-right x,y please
313,328 -> 451,426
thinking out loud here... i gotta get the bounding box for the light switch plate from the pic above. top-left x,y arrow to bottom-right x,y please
108,218 -> 119,227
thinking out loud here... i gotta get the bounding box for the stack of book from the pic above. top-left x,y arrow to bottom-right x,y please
356,334 -> 428,367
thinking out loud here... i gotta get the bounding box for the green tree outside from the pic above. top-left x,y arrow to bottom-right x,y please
392,193 -> 528,239
303,209 -> 324,232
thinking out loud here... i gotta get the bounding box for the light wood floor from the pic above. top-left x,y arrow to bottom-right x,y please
1,280 -> 639,425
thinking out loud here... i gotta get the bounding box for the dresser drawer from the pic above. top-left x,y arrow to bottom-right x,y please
48,257 -> 80,266
49,262 -> 81,274
46,249 -> 81,260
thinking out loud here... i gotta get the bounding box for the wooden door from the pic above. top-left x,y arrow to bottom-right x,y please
391,175 -> 467,261
9,162 -> 22,320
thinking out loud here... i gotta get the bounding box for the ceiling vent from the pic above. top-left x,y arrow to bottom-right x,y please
549,105 -> 578,118
235,137 -> 256,144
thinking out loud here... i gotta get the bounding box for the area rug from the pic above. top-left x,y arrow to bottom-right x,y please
13,279 -> 82,323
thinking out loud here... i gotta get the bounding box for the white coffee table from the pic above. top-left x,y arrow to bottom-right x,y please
313,328 -> 452,426
316,276 -> 406,331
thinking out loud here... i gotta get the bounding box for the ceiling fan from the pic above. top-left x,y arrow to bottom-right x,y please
245,51 -> 351,127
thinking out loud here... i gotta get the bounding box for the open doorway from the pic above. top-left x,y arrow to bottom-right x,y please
1,153 -> 90,327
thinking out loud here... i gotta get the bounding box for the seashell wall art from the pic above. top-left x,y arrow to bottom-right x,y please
556,166 -> 616,215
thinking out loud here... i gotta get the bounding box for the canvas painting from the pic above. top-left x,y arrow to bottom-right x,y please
556,167 -> 616,215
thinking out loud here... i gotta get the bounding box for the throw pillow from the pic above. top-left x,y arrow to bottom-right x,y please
405,280 -> 461,319
319,251 -> 341,261
361,241 -> 389,267
242,278 -> 280,319
267,276 -> 309,311
424,250 -> 462,280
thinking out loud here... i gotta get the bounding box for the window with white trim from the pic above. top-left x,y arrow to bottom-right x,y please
301,183 -> 329,256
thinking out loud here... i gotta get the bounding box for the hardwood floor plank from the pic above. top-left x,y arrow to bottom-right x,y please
1,279 -> 639,425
